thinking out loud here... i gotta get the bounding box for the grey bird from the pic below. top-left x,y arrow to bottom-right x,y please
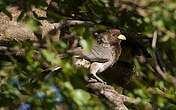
72,29 -> 126,83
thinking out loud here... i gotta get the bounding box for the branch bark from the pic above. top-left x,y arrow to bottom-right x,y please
87,81 -> 129,110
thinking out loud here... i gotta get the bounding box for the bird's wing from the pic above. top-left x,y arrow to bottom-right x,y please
83,44 -> 112,63
101,61 -> 134,86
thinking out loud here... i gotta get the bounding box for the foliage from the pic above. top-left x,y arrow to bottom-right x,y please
0,0 -> 176,110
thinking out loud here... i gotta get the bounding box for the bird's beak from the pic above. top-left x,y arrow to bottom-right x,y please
117,34 -> 126,40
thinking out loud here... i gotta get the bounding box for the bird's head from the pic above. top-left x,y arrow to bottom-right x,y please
108,29 -> 126,42
98,29 -> 126,45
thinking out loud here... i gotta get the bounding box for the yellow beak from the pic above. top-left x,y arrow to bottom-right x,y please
117,34 -> 126,40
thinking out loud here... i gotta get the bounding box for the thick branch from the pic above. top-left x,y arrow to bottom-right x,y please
87,81 -> 129,110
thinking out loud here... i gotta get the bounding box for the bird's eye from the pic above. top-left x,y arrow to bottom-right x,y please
112,33 -> 117,37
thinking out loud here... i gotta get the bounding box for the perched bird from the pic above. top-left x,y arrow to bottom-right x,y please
101,32 -> 151,86
72,29 -> 126,83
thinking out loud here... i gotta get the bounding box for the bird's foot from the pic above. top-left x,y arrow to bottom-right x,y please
87,77 -> 98,83
91,73 -> 107,84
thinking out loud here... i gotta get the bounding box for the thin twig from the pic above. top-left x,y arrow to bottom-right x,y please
152,31 -> 157,49
152,31 -> 176,87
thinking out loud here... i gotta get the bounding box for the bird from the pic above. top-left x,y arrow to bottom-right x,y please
71,29 -> 126,83
101,32 -> 151,86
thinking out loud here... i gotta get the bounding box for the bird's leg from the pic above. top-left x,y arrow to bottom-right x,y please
92,73 -> 106,84
90,63 -> 106,84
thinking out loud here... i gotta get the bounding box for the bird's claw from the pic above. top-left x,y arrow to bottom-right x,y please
91,74 -> 107,84
98,79 -> 107,85
85,74 -> 107,84
102,81 -> 107,85
88,77 -> 107,84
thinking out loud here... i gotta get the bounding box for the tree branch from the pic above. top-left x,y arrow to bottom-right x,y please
87,81 -> 129,110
